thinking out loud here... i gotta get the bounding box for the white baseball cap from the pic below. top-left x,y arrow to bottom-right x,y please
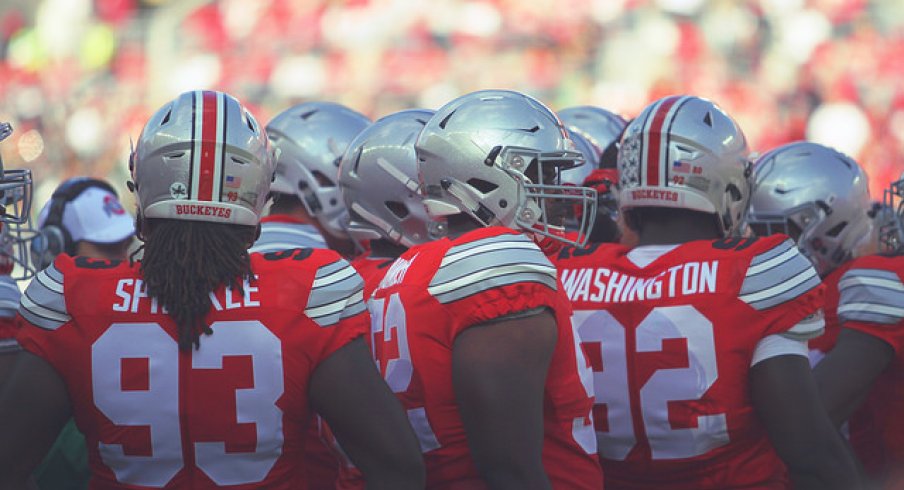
37,186 -> 135,244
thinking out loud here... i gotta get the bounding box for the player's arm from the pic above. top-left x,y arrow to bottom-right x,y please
452,307 -> 555,490
814,266 -> 903,427
309,338 -> 425,490
813,328 -> 894,427
0,352 -> 71,490
751,348 -> 861,490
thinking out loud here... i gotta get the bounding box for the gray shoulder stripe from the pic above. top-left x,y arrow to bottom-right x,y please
838,284 -> 904,311
745,246 -> 801,278
441,240 -> 541,269
20,291 -> 69,320
429,264 -> 558,304
741,248 -> 814,297
741,255 -> 811,296
43,262 -> 64,284
306,289 -> 365,328
339,297 -> 367,319
838,268 -> 904,325
35,270 -> 64,294
443,244 -> 545,271
313,263 -> 359,287
839,269 -> 904,294
780,312 -> 826,341
315,259 -> 352,279
18,265 -> 69,331
749,239 -> 794,266
838,302 -> 904,325
749,239 -> 795,267
0,338 -> 20,354
21,281 -> 67,317
445,233 -> 532,257
741,266 -> 820,310
840,268 -> 901,282
19,297 -> 69,330
307,275 -> 364,312
307,261 -> 364,312
431,249 -> 553,289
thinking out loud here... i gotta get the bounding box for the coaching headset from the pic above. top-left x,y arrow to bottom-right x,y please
30,178 -> 120,271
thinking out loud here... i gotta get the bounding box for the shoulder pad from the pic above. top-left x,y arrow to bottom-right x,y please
0,275 -> 20,318
838,267 -> 904,325
428,232 -> 557,304
19,261 -> 70,331
739,238 -> 820,310
304,256 -> 366,328
780,309 -> 826,341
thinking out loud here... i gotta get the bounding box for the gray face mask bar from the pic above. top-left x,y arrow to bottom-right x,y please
492,146 -> 598,248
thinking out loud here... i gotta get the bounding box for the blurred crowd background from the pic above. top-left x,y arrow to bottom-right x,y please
0,0 -> 902,211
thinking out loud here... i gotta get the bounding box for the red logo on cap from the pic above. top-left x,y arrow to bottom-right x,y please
103,194 -> 126,216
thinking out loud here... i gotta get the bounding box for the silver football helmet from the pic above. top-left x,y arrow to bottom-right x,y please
416,89 -> 597,247
130,90 -> 274,227
338,109 -> 436,248
0,122 -> 36,279
560,129 -> 598,186
558,105 -> 627,162
265,102 -> 371,239
617,95 -> 752,237
747,141 -> 872,276
879,174 -> 904,254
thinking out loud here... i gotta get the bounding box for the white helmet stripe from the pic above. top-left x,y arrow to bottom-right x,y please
211,91 -> 225,201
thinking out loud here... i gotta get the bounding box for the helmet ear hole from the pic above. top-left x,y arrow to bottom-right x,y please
825,221 -> 847,238
726,184 -> 742,202
467,178 -> 498,195
385,201 -> 409,219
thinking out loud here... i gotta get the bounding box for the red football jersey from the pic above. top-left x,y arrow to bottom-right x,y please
0,275 -> 22,354
807,262 -> 852,360
17,250 -> 368,489
333,252 -> 398,490
834,254 -> 904,488
351,252 -> 395,299
555,235 -> 824,489
368,226 -> 602,489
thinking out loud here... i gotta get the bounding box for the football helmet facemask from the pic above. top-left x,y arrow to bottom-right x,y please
0,122 -> 35,279
879,173 -> 904,255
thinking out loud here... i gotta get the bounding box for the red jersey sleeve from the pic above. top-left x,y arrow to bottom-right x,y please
736,236 -> 826,340
294,252 -> 370,366
16,256 -> 74,365
425,230 -> 565,337
836,255 -> 904,354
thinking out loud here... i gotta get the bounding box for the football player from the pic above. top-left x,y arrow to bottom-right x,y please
252,102 -> 370,258
333,109 -> 437,488
251,101 -> 372,490
557,105 -> 627,167
558,106 -> 630,246
0,91 -> 424,489
339,109 -> 436,292
556,95 -> 859,489
745,141 -> 874,364
364,90 -> 603,488
0,120 -> 35,383
812,171 -> 904,488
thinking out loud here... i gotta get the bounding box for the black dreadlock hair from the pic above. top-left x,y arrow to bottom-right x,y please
134,219 -> 257,350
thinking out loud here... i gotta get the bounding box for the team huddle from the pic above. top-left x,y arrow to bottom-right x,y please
0,88 -> 901,490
